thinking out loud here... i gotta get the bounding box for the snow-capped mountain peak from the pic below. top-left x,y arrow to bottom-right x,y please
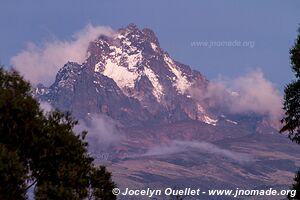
86,24 -> 202,103
34,24 -> 218,126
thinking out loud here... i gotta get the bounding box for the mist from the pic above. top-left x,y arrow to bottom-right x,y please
190,70 -> 283,121
39,101 -> 53,113
75,114 -> 123,148
144,140 -> 252,164
11,24 -> 114,86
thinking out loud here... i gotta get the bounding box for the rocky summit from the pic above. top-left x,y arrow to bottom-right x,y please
34,23 -> 229,127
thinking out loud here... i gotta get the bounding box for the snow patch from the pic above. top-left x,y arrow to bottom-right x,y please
117,34 -> 125,40
127,52 -> 142,70
103,59 -> 139,88
93,80 -> 104,88
197,104 -> 205,113
203,115 -> 218,126
196,104 -> 217,126
99,39 -> 143,89
164,55 -> 191,94
95,62 -> 101,72
230,91 -> 239,97
123,38 -> 138,52
109,46 -> 122,55
226,119 -> 238,125
150,42 -> 158,51
143,67 -> 164,101
95,29 -> 162,96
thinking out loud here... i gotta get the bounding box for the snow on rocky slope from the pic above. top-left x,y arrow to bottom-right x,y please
34,24 -> 222,126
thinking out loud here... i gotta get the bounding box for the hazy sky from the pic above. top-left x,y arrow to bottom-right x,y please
0,0 -> 300,91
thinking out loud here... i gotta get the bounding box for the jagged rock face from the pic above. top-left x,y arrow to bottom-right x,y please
34,24 -> 220,126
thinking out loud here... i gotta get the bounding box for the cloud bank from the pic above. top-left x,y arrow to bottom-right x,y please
39,101 -> 53,113
144,140 -> 251,164
38,102 -> 122,146
75,114 -> 123,148
11,24 -> 114,86
191,70 -> 283,120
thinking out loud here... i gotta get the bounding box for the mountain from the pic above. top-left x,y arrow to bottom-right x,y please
34,24 -> 300,200
34,23 -> 224,126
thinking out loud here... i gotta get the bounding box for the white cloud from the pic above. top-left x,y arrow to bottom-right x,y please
39,101 -> 53,113
143,140 -> 251,164
75,114 -> 123,148
11,24 -> 114,86
190,70 -> 283,121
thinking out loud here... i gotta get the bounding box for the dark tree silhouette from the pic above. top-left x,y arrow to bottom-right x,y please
280,27 -> 300,199
0,67 -> 116,199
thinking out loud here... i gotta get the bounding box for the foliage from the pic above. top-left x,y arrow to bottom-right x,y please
0,144 -> 27,199
288,170 -> 300,199
0,67 -> 116,199
88,166 -> 116,200
281,27 -> 300,199
281,28 -> 300,143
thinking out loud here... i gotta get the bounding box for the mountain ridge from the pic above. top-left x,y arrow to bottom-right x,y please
34,24 -> 223,127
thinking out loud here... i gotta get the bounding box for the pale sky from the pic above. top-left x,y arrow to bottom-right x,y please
0,0 -> 300,91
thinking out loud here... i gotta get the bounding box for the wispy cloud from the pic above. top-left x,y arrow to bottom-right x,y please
143,140 -> 251,164
11,24 -> 114,86
75,114 -> 123,148
190,70 -> 283,121
39,101 -> 53,113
